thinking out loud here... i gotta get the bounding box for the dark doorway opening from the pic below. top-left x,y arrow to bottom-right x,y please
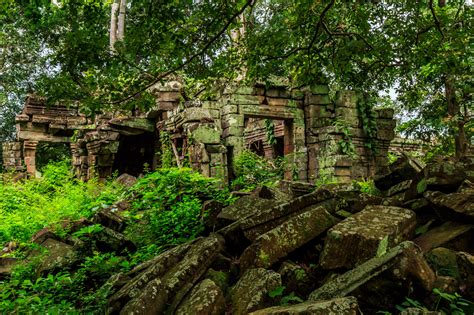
113,132 -> 155,176
273,136 -> 285,158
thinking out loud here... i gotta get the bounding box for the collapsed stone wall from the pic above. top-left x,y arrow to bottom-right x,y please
3,82 -> 397,184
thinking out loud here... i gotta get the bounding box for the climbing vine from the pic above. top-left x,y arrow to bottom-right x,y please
333,119 -> 357,159
159,131 -> 175,168
264,119 -> 276,145
357,93 -> 379,155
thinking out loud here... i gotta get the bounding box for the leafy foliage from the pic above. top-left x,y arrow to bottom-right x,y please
0,160 -> 124,246
232,150 -> 287,191
124,167 -> 233,249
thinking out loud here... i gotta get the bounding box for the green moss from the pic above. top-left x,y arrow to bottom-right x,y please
376,235 -> 389,257
416,178 -> 427,194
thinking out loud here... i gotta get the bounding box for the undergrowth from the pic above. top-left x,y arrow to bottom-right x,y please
0,162 -> 234,313
0,160 -> 124,248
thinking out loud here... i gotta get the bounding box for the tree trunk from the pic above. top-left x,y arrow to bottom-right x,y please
117,0 -> 126,41
109,0 -> 119,51
445,76 -> 467,158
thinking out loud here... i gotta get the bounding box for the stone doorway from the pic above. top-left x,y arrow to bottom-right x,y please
35,142 -> 71,172
112,132 -> 156,177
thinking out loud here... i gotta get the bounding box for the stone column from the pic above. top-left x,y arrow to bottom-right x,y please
23,140 -> 38,176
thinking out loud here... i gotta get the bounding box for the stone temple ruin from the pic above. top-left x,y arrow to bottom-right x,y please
2,81 -> 399,184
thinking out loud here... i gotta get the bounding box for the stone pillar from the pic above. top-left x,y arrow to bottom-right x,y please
304,84 -> 332,182
23,140 -> 38,176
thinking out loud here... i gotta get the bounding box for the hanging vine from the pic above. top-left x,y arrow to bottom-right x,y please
357,93 -> 379,155
264,119 -> 276,145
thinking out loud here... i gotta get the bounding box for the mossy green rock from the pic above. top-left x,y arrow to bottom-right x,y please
319,205 -> 416,269
426,247 -> 460,279
175,279 -> 226,315
240,206 -> 338,270
229,268 -> 282,315
249,296 -> 360,315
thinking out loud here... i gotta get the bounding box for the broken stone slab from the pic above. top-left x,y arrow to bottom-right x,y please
175,279 -> 226,315
109,235 -> 224,314
240,206 -> 339,270
35,238 -> 79,275
0,257 -> 18,279
217,186 -> 289,224
458,179 -> 474,193
456,252 -> 474,300
219,188 -> 335,243
309,241 -> 435,301
249,297 -> 360,315
424,190 -> 474,222
319,206 -> 416,269
278,262 -> 313,297
374,155 -> 424,191
400,309 -> 442,315
413,221 -> 473,253
115,173 -> 137,188
92,207 -> 126,233
229,268 -> 282,315
108,117 -> 155,133
423,159 -> 470,193
426,247 -> 460,279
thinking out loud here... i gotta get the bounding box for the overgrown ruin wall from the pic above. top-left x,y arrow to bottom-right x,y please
3,82 -> 397,184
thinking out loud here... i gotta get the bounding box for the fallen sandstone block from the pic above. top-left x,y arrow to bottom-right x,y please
175,279 -> 226,315
319,205 -> 416,269
230,268 -> 282,315
249,296 -> 360,315
310,241 -> 435,301
240,206 -> 338,270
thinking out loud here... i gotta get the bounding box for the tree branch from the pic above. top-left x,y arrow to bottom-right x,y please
108,0 -> 254,105
429,0 -> 444,38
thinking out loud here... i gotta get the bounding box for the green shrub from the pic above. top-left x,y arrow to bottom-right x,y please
232,150 -> 285,191
125,167 -> 233,251
352,178 -> 381,196
0,160 -> 124,247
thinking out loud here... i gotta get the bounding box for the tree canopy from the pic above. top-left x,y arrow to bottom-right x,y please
1,0 -> 472,155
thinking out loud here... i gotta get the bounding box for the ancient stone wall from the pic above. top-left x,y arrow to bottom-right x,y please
5,81 -> 397,184
1,142 -> 24,172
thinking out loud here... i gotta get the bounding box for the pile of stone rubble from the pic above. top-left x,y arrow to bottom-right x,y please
1,155 -> 473,314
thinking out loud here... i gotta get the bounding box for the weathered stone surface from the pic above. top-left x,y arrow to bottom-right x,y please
278,261 -> 312,297
0,257 -> 17,279
374,155 -> 424,191
456,252 -> 474,300
109,117 -> 155,133
230,268 -> 282,315
109,235 -> 224,314
319,206 -> 417,269
92,226 -> 136,254
424,159 -> 469,192
240,206 -> 338,270
414,221 -> 473,253
310,242 -> 435,301
37,238 -> 79,274
426,247 -> 459,279
175,279 -> 226,315
400,309 -> 442,315
115,173 -> 137,187
219,188 -> 335,243
217,187 -> 289,224
92,207 -> 126,232
119,278 -> 167,315
457,179 -> 474,193
424,190 -> 474,222
192,125 -> 221,144
249,297 -> 360,315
